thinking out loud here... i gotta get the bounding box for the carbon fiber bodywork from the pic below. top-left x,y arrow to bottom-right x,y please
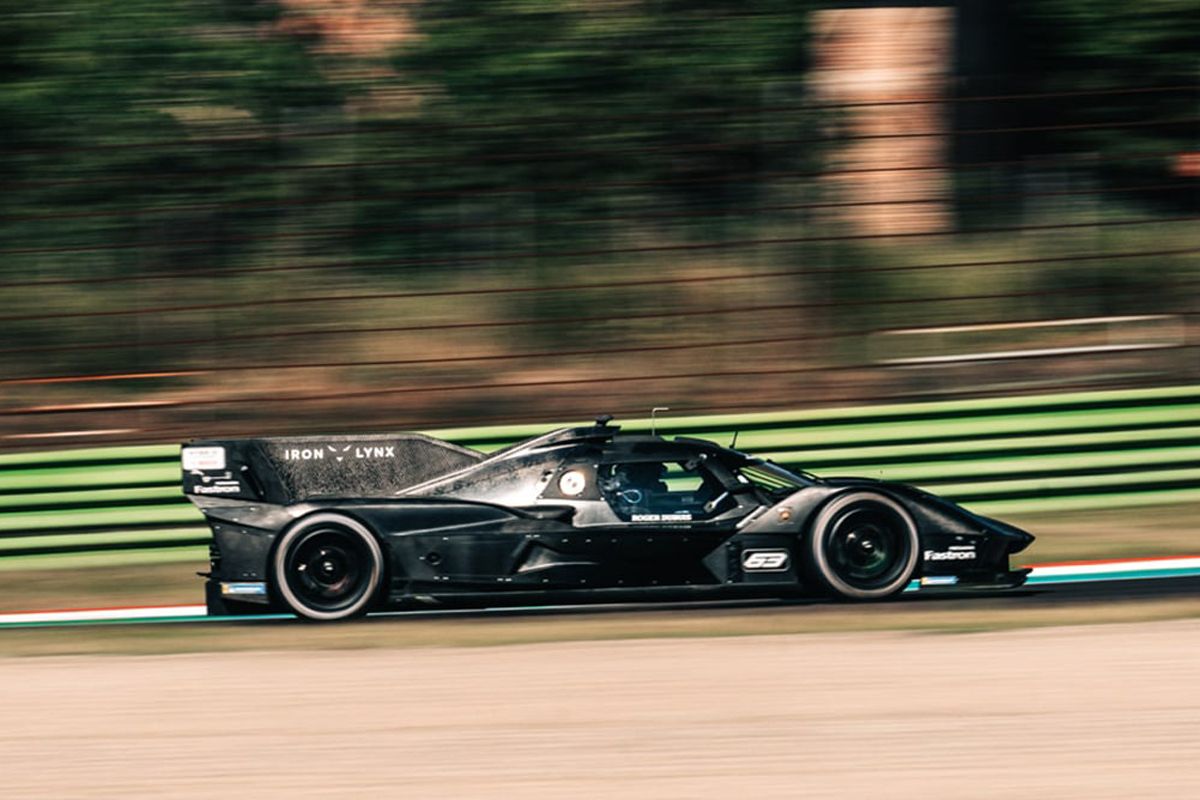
182,421 -> 1033,616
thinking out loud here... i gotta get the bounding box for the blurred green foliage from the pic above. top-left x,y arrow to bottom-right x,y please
963,0 -> 1198,200
392,0 -> 817,226
378,0 -> 820,327
0,1 -> 1194,431
1,1 -> 342,247
1,0 -> 1192,281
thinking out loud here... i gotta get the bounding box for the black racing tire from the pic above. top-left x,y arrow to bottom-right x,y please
803,491 -> 919,601
272,513 -> 385,621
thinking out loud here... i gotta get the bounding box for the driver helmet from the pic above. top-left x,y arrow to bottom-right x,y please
619,462 -> 667,490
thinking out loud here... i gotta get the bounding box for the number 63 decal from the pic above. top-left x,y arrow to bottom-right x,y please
741,549 -> 790,571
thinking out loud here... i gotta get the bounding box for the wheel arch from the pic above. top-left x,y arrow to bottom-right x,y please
267,506 -> 388,561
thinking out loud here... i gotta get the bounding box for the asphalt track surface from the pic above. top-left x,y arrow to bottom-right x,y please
2,562 -> 1199,798
3,613 -> 1198,798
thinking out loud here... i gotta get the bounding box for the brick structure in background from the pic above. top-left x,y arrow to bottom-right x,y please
810,5 -> 954,234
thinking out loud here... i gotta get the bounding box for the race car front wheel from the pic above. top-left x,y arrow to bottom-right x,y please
803,491 -> 919,601
273,513 -> 384,621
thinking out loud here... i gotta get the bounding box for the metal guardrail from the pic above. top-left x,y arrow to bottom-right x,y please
1,384 -> 1197,571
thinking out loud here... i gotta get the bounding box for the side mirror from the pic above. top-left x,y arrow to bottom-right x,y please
704,481 -> 755,513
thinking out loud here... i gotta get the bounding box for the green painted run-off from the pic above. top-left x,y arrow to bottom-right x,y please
0,383 -> 1197,570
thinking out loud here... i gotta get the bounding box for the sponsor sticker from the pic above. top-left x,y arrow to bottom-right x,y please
192,482 -> 242,495
742,549 -> 790,572
923,546 -> 977,561
182,446 -> 226,471
631,513 -> 693,523
220,582 -> 267,596
282,444 -> 396,462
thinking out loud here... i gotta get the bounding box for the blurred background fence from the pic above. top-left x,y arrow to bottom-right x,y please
2,1 -> 1196,450
1,1 -> 1197,565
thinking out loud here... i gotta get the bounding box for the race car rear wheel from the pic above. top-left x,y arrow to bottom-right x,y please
803,491 -> 919,601
273,513 -> 384,621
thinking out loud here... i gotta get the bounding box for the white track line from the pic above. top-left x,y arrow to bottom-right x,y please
1029,556 -> 1200,578
0,605 -> 207,625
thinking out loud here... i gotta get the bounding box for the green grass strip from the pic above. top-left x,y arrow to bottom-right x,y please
0,545 -> 207,572
448,406 -> 1200,455
447,404 -> 1200,453
968,487 -> 1200,515
687,405 -> 1200,452
7,406 -> 1196,494
928,467 -> 1200,499
771,445 -> 1200,482
1,384 -> 1197,564
757,425 -> 1200,465
0,485 -> 183,509
1,383 -> 1195,468
0,463 -> 179,493
0,527 -> 209,553
0,504 -> 204,533
0,444 -> 176,467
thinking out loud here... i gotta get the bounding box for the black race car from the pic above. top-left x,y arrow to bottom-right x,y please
182,416 -> 1033,620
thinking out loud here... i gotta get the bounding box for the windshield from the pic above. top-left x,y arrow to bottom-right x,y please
736,459 -> 815,494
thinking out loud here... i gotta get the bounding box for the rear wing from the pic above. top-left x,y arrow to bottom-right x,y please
181,434 -> 484,506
